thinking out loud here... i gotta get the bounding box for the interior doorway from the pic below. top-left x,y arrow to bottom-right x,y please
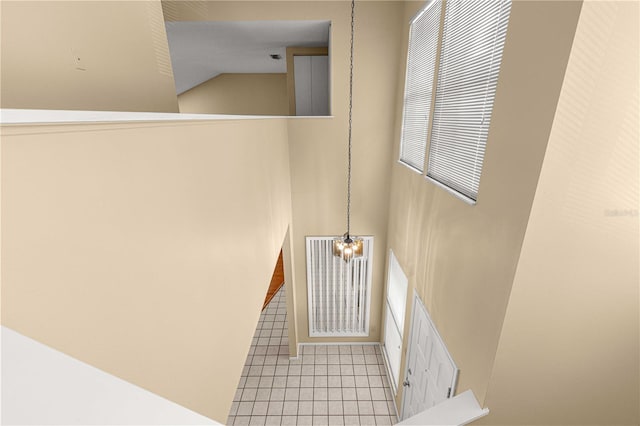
263,250 -> 285,310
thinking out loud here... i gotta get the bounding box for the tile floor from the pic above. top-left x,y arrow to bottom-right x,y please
227,287 -> 398,426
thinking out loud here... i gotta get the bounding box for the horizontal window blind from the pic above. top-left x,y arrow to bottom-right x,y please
399,0 -> 442,172
427,0 -> 511,201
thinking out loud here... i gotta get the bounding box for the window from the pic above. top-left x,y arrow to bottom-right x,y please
399,0 -> 442,172
305,236 -> 374,337
400,0 -> 512,203
427,0 -> 511,202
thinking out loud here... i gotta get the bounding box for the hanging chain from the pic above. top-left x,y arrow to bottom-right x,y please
346,0 -> 355,238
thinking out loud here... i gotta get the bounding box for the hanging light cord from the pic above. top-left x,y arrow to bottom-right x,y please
346,0 -> 355,238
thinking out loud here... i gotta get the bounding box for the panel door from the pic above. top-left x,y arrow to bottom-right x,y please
294,55 -> 329,116
401,294 -> 458,420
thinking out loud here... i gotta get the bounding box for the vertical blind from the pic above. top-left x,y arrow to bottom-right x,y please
398,0 -> 442,172
306,237 -> 374,337
427,0 -> 512,201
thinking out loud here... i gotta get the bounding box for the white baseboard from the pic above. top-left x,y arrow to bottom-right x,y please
298,341 -> 381,346
380,343 -> 401,418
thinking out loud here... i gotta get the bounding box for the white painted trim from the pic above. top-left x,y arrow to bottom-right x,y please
298,341 -> 379,346
380,344 -> 400,419
0,108 -> 275,125
380,343 -> 401,418
289,343 -> 303,361
380,340 -> 398,394
386,249 -> 409,333
400,292 -> 418,419
397,390 -> 489,425
389,383 -> 402,421
410,0 -> 441,24
286,115 -> 334,119
425,175 -> 477,205
397,159 -> 424,175
0,108 -> 334,125
383,249 -> 409,394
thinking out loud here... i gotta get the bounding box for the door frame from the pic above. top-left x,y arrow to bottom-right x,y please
382,249 -> 409,394
400,290 -> 459,420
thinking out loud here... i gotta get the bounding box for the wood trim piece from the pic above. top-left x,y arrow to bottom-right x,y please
286,47 -> 329,116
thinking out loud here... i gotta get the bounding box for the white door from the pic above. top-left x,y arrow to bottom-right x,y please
401,293 -> 458,420
294,55 -> 329,116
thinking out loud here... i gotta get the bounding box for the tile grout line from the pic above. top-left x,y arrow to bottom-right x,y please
229,287 -> 398,426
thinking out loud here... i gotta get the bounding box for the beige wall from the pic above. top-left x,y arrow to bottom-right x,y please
287,1 -> 403,343
1,1 -> 403,422
1,118 -> 292,422
386,0 -> 582,410
178,73 -> 289,116
165,0 -> 404,344
478,1 -> 639,424
5,1 -> 635,424
0,1 -> 179,113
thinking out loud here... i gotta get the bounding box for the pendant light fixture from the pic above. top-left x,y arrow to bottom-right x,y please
333,0 -> 363,263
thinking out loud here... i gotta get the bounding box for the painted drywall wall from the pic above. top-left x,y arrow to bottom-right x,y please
164,0 -> 403,344
0,1 -> 179,113
386,0 -> 582,410
2,326 -> 219,425
286,1 -> 402,343
477,1 -> 639,424
1,117 -> 292,422
178,73 -> 289,116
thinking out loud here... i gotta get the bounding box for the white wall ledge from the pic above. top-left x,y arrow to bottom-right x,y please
1,326 -> 220,425
398,390 -> 489,426
0,108 -> 333,125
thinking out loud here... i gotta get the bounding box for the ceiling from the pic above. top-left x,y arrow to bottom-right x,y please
165,20 -> 331,94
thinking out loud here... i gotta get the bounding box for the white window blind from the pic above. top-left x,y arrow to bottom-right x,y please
427,0 -> 511,202
399,0 -> 442,172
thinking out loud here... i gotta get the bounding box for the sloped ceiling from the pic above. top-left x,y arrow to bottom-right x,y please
165,20 -> 330,94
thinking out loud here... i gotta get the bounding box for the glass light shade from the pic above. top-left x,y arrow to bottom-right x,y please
332,234 -> 364,262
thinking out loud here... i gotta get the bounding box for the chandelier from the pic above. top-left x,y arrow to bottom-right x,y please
333,0 -> 363,263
